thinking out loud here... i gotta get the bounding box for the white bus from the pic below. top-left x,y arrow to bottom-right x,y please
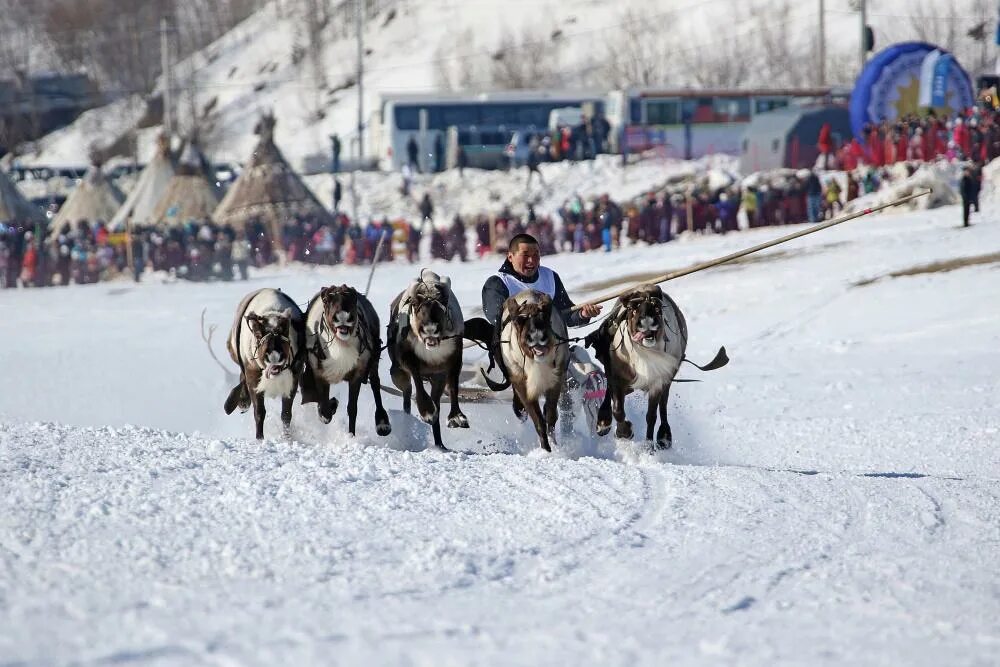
605,87 -> 847,157
373,90 -> 606,171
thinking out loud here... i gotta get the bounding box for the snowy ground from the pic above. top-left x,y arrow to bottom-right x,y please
1,197 -> 999,665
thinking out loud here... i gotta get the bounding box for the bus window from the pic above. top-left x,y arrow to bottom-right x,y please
396,106 -> 419,130
646,100 -> 680,125
440,105 -> 480,127
713,97 -> 750,122
755,98 -> 790,114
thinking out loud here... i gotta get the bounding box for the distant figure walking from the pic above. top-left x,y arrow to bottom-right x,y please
526,147 -> 545,188
407,134 -> 420,172
960,165 -> 977,227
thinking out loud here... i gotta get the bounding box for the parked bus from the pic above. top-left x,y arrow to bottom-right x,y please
605,87 -> 848,158
374,90 -> 605,171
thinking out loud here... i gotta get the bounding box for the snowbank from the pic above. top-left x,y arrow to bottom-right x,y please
843,162 -> 959,214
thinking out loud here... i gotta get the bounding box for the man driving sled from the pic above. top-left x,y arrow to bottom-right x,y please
477,233 -> 608,435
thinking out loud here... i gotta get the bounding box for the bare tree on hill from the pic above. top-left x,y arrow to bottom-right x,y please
489,26 -> 563,90
600,9 -> 669,89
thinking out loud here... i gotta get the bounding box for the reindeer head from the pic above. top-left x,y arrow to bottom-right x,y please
408,283 -> 451,350
508,293 -> 555,359
619,285 -> 665,349
320,284 -> 360,342
246,309 -> 294,377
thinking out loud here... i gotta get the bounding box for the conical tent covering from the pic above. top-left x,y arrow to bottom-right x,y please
213,113 -> 331,229
0,169 -> 45,224
53,161 -> 125,227
110,133 -> 175,230
150,140 -> 220,227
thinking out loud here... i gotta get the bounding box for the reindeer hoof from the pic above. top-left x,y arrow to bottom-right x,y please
596,419 -> 612,437
447,413 -> 469,429
224,384 -> 249,415
655,437 -> 672,450
616,421 -> 633,439
376,420 -> 392,436
318,398 -> 338,424
420,408 -> 438,424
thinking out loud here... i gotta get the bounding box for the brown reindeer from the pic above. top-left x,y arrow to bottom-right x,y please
300,284 -> 391,437
386,270 -> 468,451
224,288 -> 306,440
586,284 -> 726,449
493,289 -> 569,452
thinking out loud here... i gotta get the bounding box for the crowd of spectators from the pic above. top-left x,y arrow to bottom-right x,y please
3,107 -> 989,289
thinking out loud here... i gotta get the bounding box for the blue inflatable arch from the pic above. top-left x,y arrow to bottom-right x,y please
849,41 -> 975,139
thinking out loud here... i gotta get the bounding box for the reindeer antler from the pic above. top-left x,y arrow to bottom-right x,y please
201,308 -> 239,383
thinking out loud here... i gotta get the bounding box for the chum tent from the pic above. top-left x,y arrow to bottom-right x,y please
109,133 -> 175,230
213,112 -> 331,232
0,170 -> 46,224
150,139 -> 220,227
52,160 -> 125,228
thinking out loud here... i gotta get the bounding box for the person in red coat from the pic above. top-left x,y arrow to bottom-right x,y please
867,125 -> 882,165
896,129 -> 909,163
953,118 -> 971,158
817,122 -> 833,169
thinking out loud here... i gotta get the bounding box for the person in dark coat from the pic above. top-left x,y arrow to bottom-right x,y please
406,134 -> 420,172
448,215 -> 468,261
457,145 -> 468,177
434,134 -> 444,172
971,161 -> 983,212
481,233 -> 600,328
330,134 -> 341,174
805,170 -> 823,223
526,147 -> 545,187
333,178 -> 342,213
418,193 -> 433,224
960,165 -> 977,227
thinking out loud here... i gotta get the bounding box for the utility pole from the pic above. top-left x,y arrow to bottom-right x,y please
160,16 -> 173,136
818,0 -> 826,86
355,0 -> 364,160
859,0 -> 867,76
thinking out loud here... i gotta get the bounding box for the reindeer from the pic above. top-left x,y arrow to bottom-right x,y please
299,284 -> 391,437
223,288 -> 306,440
386,270 -> 468,451
489,289 -> 569,452
586,284 -> 727,450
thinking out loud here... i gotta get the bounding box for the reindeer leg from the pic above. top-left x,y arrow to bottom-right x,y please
544,386 -> 561,449
523,396 -> 549,452
224,372 -> 251,415
316,378 -> 338,424
369,369 -> 392,436
413,374 -> 438,424
346,378 -> 362,436
281,379 -> 297,438
612,383 -> 632,440
446,359 -> 469,428
429,376 -> 448,451
655,384 -> 672,450
645,389 -> 660,444
391,364 -> 412,415
252,390 -> 266,440
512,392 -> 527,422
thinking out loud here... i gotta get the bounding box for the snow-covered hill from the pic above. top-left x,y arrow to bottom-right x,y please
1,191 -> 998,663
19,0 -> 995,170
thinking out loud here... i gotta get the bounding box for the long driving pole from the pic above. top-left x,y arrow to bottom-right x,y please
572,189 -> 933,312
